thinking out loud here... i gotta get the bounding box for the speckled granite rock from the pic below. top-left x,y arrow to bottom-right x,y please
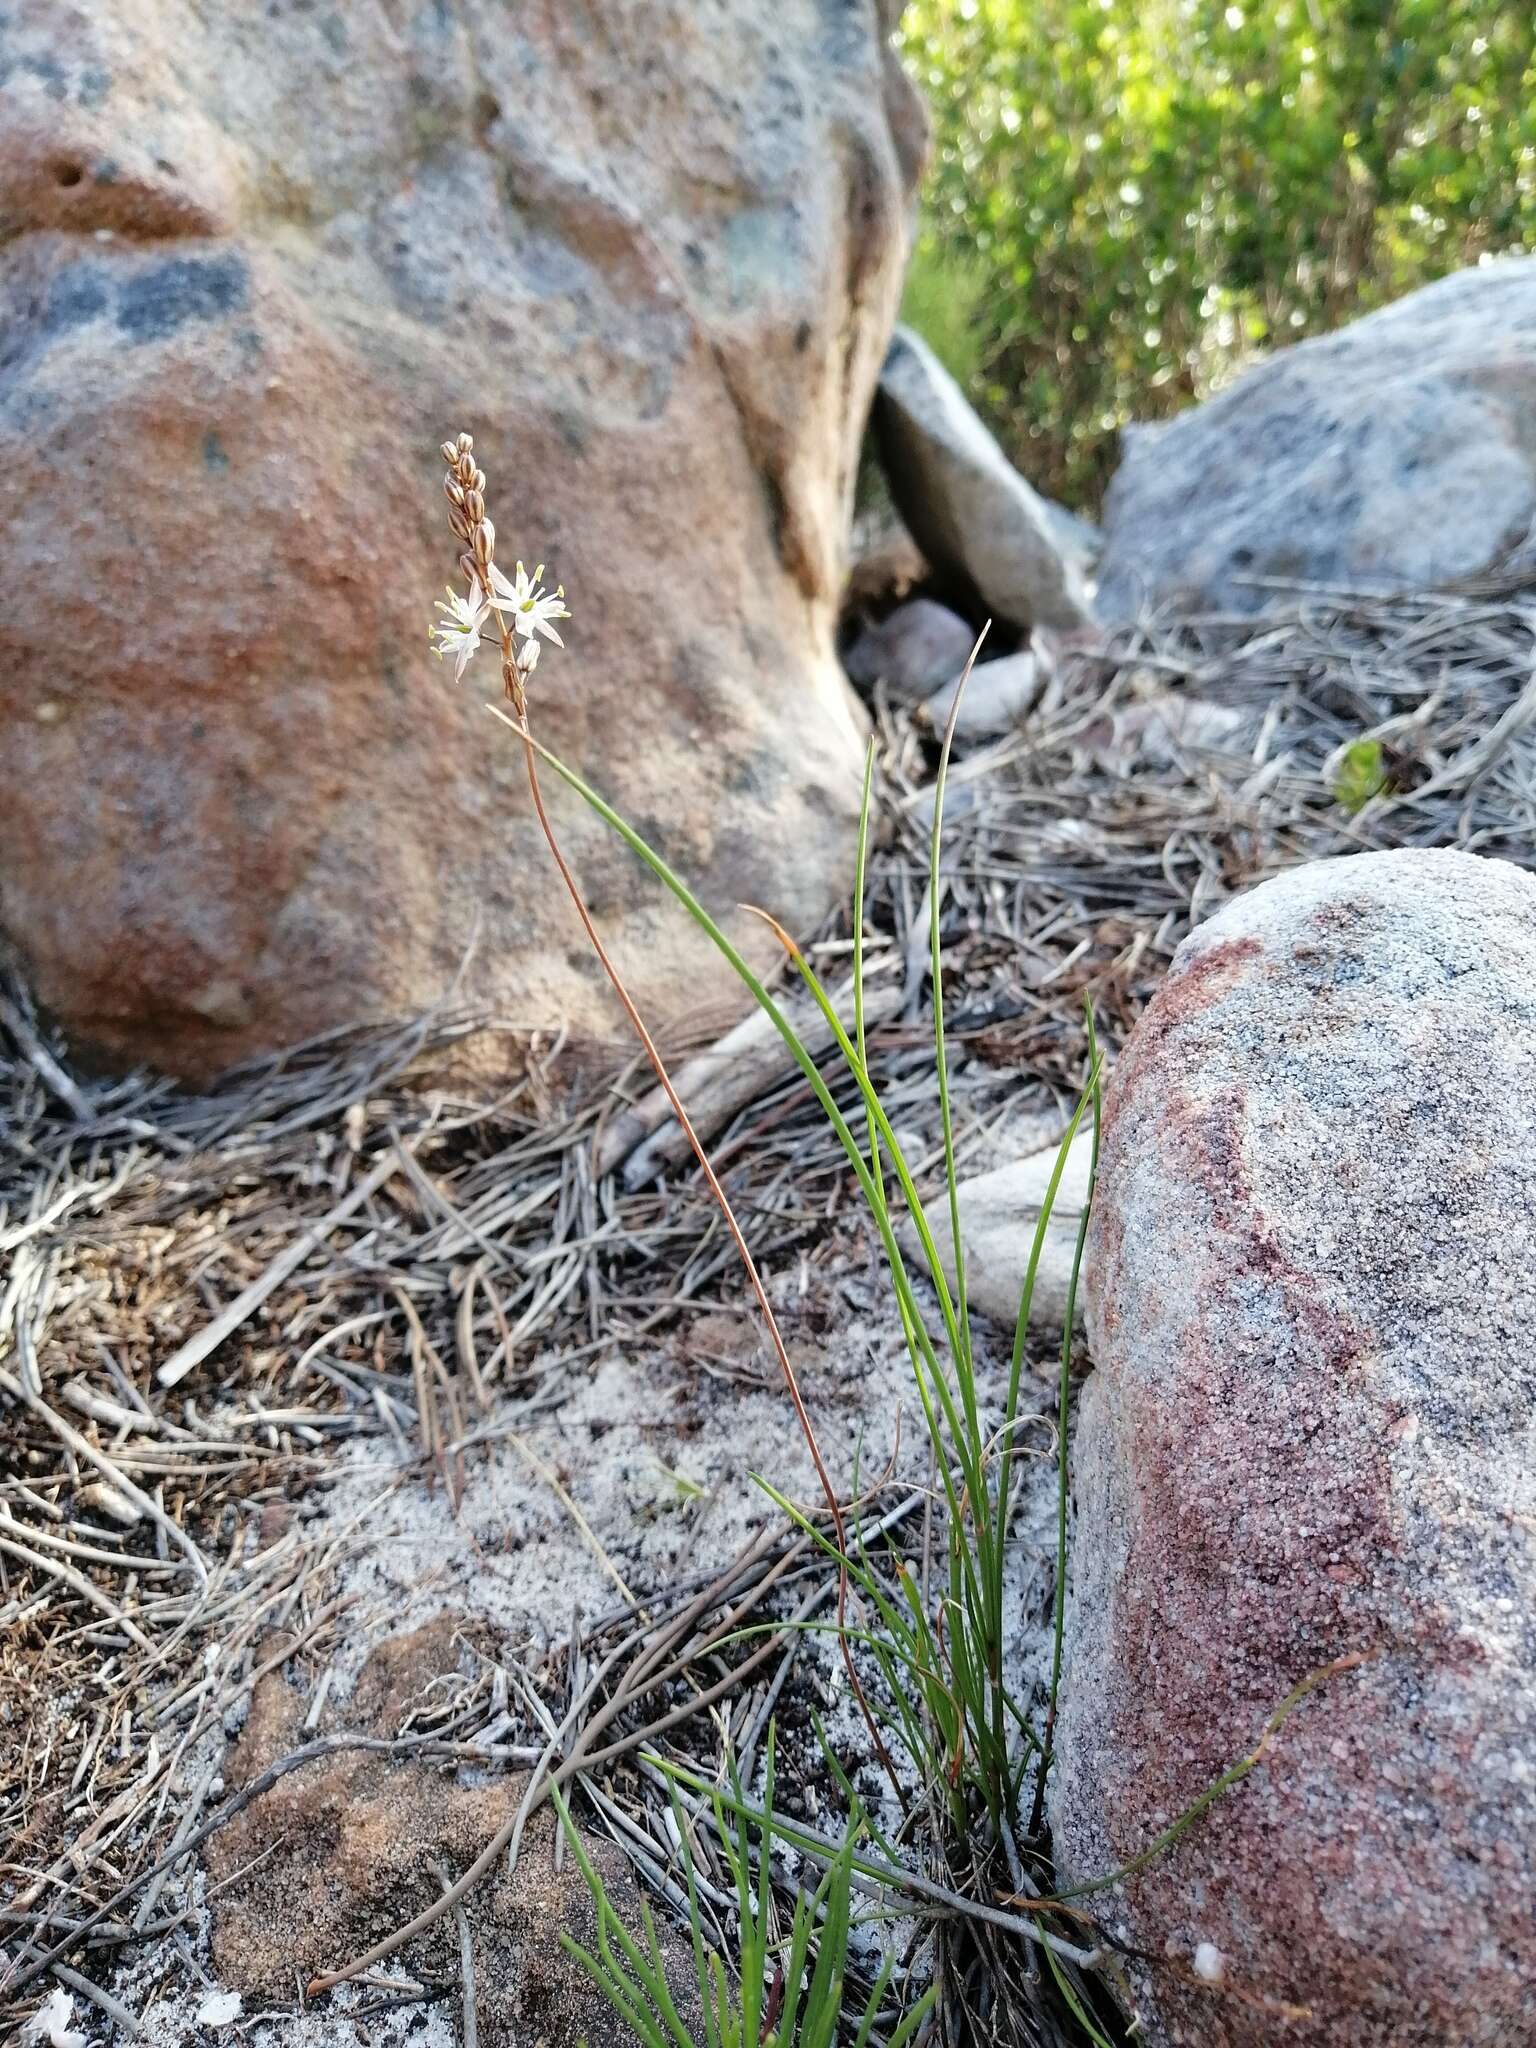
1052,848 -> 1536,2048
1096,258 -> 1536,620
0,1 -> 925,1080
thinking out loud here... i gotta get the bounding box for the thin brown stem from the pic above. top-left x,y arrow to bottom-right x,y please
306,445 -> 907,2012
494,640 -> 899,1798
518,726 -> 836,1509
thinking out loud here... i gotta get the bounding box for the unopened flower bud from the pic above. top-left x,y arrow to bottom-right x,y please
456,432 -> 473,454
444,476 -> 465,506
448,507 -> 472,542
474,518 -> 495,566
440,439 -> 460,466
471,468 -> 486,494
459,550 -> 479,586
463,488 -> 485,523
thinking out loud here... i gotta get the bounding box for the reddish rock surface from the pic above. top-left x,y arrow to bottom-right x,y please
0,1 -> 925,1080
207,1624 -> 701,2042
1052,849 -> 1536,2047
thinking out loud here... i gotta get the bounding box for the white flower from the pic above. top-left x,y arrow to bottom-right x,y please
22,1989 -> 89,2048
430,583 -> 490,680
515,636 -> 540,677
485,560 -> 569,647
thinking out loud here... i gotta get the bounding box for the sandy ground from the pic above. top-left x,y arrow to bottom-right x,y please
75,1186 -> 1074,2043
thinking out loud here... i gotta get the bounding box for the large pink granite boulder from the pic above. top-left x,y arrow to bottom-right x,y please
1053,848 -> 1536,2046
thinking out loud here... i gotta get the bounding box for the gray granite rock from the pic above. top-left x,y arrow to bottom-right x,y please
874,326 -> 1097,631
1097,258 -> 1536,620
843,598 -> 977,700
1052,848 -> 1536,2047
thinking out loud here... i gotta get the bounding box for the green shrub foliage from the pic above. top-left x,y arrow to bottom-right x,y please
898,1 -> 1536,507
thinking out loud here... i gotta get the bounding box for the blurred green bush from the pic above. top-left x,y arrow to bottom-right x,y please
897,1 -> 1536,509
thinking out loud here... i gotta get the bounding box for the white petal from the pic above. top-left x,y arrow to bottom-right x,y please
441,584 -> 491,630
533,619 -> 564,646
